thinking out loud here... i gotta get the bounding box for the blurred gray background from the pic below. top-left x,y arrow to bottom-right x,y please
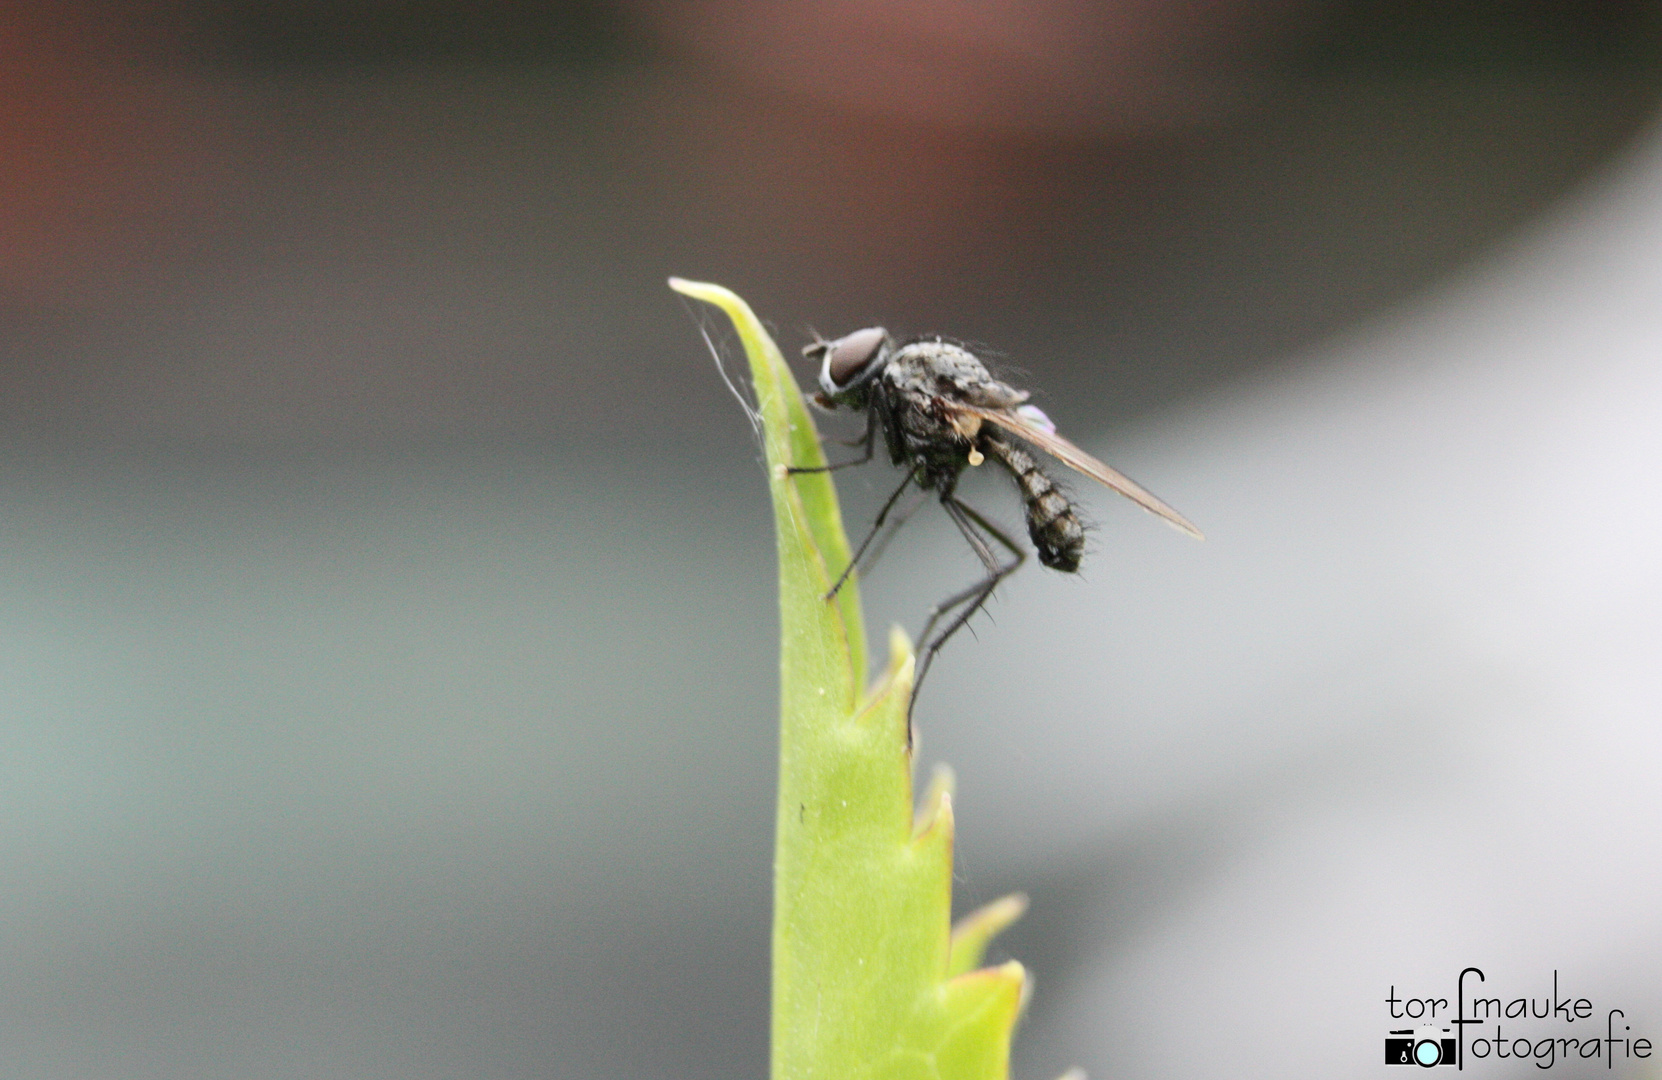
5,2 -> 1662,1077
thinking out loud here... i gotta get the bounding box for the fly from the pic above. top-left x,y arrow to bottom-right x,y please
790,327 -> 1203,719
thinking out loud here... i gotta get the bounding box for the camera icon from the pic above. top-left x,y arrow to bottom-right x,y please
1385,1028 -> 1457,1067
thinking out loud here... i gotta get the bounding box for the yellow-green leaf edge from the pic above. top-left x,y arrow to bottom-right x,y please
669,278 -> 1026,1080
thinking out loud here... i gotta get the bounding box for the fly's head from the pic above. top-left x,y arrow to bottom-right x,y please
804,326 -> 891,410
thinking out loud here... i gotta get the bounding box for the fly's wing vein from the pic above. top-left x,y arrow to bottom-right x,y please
958,404 -> 1204,540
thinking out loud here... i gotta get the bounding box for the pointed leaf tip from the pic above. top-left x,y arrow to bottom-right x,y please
854,624 -> 915,747
667,276 -> 737,307
887,623 -> 915,682
947,892 -> 1029,978
921,763 -> 956,808
913,781 -> 953,842
868,624 -> 914,705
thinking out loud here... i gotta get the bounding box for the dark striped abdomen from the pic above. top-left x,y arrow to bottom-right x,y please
986,436 -> 1085,572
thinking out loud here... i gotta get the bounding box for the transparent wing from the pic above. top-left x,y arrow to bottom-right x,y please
959,404 -> 1204,540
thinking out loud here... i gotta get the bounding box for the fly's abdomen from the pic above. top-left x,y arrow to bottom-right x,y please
986,437 -> 1085,572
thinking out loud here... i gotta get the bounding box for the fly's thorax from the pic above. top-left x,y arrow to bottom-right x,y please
887,339 -> 1030,409
886,340 -> 987,395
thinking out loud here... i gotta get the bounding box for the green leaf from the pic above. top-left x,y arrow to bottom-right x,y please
669,278 -> 1028,1080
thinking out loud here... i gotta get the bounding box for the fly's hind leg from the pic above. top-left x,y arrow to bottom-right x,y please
910,494 -> 1026,724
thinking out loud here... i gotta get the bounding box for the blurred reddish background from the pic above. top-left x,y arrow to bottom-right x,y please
3,0 -> 1656,448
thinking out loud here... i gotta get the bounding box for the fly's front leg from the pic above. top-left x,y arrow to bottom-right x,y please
910,496 -> 1026,724
852,484 -> 929,582
833,410 -> 876,448
823,468 -> 919,601
784,411 -> 875,475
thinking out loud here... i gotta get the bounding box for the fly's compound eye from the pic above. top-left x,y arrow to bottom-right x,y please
818,326 -> 889,394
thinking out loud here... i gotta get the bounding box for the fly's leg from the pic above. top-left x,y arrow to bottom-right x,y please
833,411 -> 876,448
823,468 -> 919,600
785,412 -> 874,474
852,485 -> 928,581
910,495 -> 1026,723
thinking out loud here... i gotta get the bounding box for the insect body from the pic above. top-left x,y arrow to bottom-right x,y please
795,327 -> 1202,716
